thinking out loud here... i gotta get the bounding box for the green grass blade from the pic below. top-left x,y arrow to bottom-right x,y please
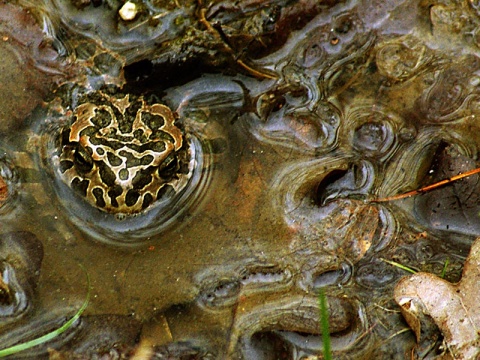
0,265 -> 90,358
318,288 -> 332,360
380,258 -> 417,274
440,258 -> 449,279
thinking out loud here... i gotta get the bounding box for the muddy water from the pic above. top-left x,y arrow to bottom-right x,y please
1,0 -> 480,358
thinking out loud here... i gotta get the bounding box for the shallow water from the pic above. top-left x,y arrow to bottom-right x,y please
1,0 -> 480,358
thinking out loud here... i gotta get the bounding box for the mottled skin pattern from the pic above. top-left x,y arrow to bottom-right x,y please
54,89 -> 192,214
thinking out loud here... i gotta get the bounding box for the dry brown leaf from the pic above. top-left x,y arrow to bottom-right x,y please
394,237 -> 480,359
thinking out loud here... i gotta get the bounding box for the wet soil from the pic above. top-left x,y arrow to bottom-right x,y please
1,0 -> 480,358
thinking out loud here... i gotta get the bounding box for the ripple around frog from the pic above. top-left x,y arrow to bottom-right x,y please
19,23 -> 231,246
33,72 -> 241,246
39,116 -> 211,246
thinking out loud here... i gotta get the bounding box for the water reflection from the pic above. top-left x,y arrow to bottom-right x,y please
2,0 -> 480,358
0,232 -> 43,327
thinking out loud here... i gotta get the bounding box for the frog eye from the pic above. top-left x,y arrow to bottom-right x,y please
74,144 -> 94,173
158,153 -> 178,178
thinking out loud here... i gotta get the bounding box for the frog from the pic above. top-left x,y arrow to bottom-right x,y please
21,37 -> 209,245
51,87 -> 193,215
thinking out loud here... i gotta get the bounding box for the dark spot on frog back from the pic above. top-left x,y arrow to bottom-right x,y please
98,161 -> 116,187
125,189 -> 140,207
142,112 -> 165,130
107,152 -> 122,167
132,168 -> 153,190
118,150 -> 153,168
91,108 -> 113,127
142,193 -> 154,209
151,129 -> 175,143
92,187 -> 106,208
60,160 -> 74,172
71,177 -> 89,197
108,184 -> 123,208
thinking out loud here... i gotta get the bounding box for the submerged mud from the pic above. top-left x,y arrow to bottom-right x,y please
1,0 -> 480,358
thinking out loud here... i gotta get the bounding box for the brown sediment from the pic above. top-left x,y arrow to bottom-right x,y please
0,176 -> 7,206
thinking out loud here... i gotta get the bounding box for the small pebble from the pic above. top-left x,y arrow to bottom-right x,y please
119,1 -> 137,21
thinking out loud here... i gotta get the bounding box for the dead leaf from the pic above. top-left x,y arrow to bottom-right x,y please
394,237 -> 480,359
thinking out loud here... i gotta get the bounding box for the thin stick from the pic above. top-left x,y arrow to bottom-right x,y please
236,59 -> 277,80
372,167 -> 480,202
197,6 -> 277,80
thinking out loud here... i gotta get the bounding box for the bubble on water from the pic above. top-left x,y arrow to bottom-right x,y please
249,94 -> 341,154
418,57 -> 480,123
356,259 -> 398,289
196,262 -> 293,309
375,36 -> 432,83
354,122 -> 390,152
300,40 -> 326,69
308,263 -> 353,289
341,103 -> 402,161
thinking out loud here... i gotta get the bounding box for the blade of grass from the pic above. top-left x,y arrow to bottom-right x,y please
0,264 -> 90,358
440,258 -> 449,279
318,288 -> 332,360
380,258 -> 417,274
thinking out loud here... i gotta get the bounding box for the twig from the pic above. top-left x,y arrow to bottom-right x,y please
372,167 -> 480,202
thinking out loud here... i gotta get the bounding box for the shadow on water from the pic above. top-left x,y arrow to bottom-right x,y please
1,0 -> 480,358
